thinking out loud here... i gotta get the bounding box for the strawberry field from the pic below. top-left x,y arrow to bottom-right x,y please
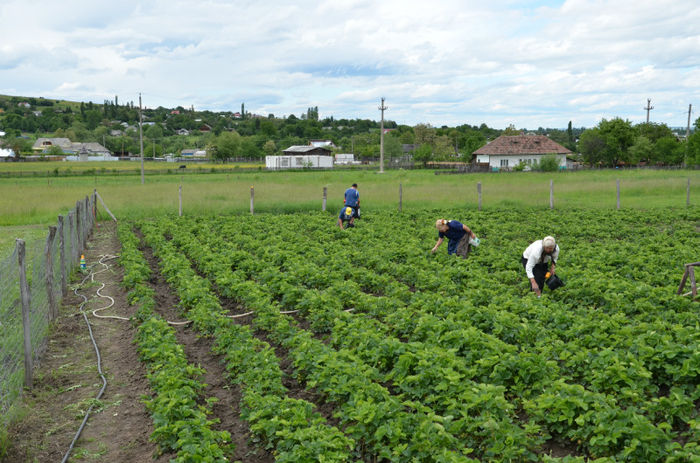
120,206 -> 699,462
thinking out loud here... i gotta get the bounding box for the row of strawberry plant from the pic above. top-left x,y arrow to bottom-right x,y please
198,212 -> 692,462
153,218 -> 488,462
163,216 -> 543,461
136,221 -> 355,462
217,211 -> 699,409
189,216 -> 676,461
117,223 -> 233,462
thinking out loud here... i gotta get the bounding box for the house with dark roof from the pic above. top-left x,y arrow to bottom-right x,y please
472,135 -> 571,171
282,145 -> 332,156
267,145 -> 333,169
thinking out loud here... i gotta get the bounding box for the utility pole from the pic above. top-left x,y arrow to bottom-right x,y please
685,104 -> 692,167
378,97 -> 388,173
139,93 -> 144,184
644,98 -> 654,123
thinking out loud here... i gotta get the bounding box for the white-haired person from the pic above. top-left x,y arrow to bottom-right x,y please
431,219 -> 476,258
522,236 -> 559,297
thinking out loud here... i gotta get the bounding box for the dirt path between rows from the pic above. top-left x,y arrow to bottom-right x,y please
4,221 -> 170,462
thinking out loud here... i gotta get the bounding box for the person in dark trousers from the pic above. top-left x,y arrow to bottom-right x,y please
431,219 -> 476,258
522,236 -> 559,297
337,206 -> 355,230
343,183 -> 360,226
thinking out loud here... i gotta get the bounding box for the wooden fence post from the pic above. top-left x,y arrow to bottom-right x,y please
477,182 -> 482,211
322,187 -> 327,212
616,179 -> 621,210
250,186 -> 254,215
85,196 -> 90,235
17,239 -> 33,388
399,183 -> 403,212
75,201 -> 82,254
68,210 -> 76,265
179,185 -> 183,217
45,226 -> 57,321
58,215 -> 67,296
550,179 -> 554,210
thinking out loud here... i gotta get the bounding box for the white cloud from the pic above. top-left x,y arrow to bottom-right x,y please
0,0 -> 698,128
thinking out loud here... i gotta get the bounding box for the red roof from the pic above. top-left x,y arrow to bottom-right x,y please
473,135 -> 571,156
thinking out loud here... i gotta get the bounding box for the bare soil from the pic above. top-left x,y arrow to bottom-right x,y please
4,221 -> 170,462
139,235 -> 274,463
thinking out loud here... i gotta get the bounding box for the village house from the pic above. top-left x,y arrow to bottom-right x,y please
32,138 -> 112,157
472,135 -> 572,171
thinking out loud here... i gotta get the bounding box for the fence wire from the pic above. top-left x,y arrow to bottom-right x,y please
0,193 -> 96,426
0,247 -> 22,420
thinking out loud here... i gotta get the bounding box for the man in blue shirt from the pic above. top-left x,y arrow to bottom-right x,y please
431,219 -> 476,258
343,183 -> 360,226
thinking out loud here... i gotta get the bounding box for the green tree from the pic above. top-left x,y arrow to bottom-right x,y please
263,140 -> 277,156
212,131 -> 241,161
384,135 -> 402,160
461,132 -> 487,162
598,118 -> 635,166
636,122 -> 673,143
566,121 -> 575,151
145,124 -> 164,140
413,143 -> 433,167
503,124 -> 519,135
414,123 -> 436,146
629,136 -> 653,164
433,135 -> 455,160
654,136 -> 683,165
686,131 -> 700,166
578,128 -> 607,166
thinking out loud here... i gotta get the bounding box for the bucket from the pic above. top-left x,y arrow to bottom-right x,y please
468,237 -> 480,247
545,274 -> 565,290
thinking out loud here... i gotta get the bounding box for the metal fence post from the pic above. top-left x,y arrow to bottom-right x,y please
179,185 -> 183,217
687,178 -> 690,207
616,179 -> 621,210
250,186 -> 254,215
322,187 -> 327,212
45,226 -> 57,320
17,239 -> 33,388
399,183 -> 403,212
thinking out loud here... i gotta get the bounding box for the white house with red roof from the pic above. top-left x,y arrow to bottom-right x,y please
472,135 -> 572,171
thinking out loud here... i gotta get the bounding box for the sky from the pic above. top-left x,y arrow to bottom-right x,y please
1,0 -> 698,130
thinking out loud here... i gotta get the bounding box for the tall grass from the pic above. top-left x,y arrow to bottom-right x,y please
1,169 -> 698,228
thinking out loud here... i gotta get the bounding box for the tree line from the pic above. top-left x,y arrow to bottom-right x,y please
0,94 -> 697,167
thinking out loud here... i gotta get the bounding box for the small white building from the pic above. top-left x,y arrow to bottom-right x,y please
266,155 -> 333,170
181,148 -> 207,158
472,135 -> 571,171
334,153 -> 357,165
0,148 -> 15,158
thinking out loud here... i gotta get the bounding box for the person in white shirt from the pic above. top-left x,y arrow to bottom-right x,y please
521,236 -> 559,297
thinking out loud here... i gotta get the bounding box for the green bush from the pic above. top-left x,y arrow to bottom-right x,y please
537,155 -> 560,172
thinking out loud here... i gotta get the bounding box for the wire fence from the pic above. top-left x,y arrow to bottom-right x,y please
0,192 -> 96,427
